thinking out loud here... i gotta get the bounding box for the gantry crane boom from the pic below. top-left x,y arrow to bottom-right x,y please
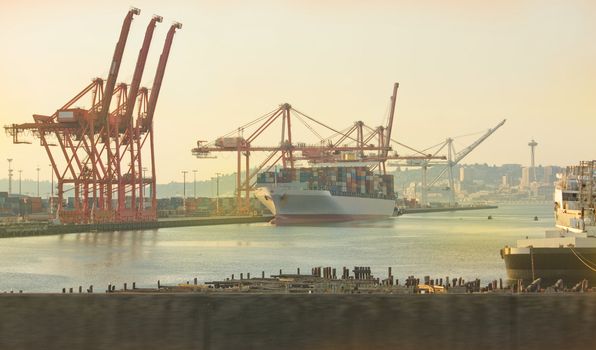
124,14 -> 162,122
452,119 -> 506,165
146,22 -> 182,125
381,82 -> 399,173
101,7 -> 140,121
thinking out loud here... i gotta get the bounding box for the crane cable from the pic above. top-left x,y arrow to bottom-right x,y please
292,112 -> 324,141
214,107 -> 281,142
360,123 -> 429,157
569,247 -> 596,272
451,130 -> 484,139
292,108 -> 361,144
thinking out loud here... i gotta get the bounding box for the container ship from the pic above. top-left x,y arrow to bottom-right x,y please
254,166 -> 396,225
501,160 -> 596,285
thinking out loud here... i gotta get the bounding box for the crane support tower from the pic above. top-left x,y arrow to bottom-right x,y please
4,9 -> 181,224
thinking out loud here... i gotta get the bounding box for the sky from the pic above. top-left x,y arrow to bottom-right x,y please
1,0 -> 595,183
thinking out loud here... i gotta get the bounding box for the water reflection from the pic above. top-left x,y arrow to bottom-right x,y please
0,204 -> 552,292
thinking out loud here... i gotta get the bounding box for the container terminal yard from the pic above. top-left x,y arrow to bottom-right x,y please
1,5 -> 595,350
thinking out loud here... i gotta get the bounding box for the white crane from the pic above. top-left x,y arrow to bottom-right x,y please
422,119 -> 506,206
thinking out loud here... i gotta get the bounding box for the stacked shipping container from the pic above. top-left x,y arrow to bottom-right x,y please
256,167 -> 395,198
0,193 -> 47,216
156,197 -> 266,217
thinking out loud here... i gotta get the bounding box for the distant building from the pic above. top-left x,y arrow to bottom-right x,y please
520,167 -> 530,189
459,167 -> 472,184
501,164 -> 522,187
543,166 -> 554,185
391,162 -> 559,204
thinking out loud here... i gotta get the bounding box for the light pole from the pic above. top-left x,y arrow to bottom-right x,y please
49,164 -> 54,214
7,159 -> 13,195
142,167 -> 147,199
18,170 -> 22,195
181,170 -> 188,199
215,172 -> 221,215
36,167 -> 40,197
192,170 -> 198,198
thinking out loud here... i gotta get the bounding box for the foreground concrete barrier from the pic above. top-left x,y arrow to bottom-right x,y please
0,294 -> 594,349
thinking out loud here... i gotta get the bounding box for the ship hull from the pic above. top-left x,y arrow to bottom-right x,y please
255,187 -> 395,225
501,247 -> 596,286
273,214 -> 390,225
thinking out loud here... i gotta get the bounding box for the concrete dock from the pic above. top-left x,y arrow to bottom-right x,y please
0,215 -> 272,239
399,204 -> 498,215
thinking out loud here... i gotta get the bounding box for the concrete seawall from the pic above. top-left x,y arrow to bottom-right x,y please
401,205 -> 498,214
1,294 -> 594,349
0,215 -> 271,239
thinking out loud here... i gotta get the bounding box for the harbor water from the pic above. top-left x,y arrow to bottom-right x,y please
0,203 -> 552,292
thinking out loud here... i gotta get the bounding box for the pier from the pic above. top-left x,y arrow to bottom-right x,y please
43,265 -> 593,296
398,204 -> 498,215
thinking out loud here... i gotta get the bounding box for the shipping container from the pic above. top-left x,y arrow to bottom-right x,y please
256,166 -> 395,198
215,137 -> 245,148
57,108 -> 86,123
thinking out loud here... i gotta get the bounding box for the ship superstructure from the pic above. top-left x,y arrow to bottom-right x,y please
501,161 -> 596,285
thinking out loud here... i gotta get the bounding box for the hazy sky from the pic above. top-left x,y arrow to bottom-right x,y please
1,0 -> 595,182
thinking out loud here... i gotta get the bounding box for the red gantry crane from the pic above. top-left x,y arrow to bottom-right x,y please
4,9 -> 182,224
192,83 -> 444,214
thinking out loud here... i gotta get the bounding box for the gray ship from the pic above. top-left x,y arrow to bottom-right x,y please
501,161 -> 596,285
255,166 -> 396,225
